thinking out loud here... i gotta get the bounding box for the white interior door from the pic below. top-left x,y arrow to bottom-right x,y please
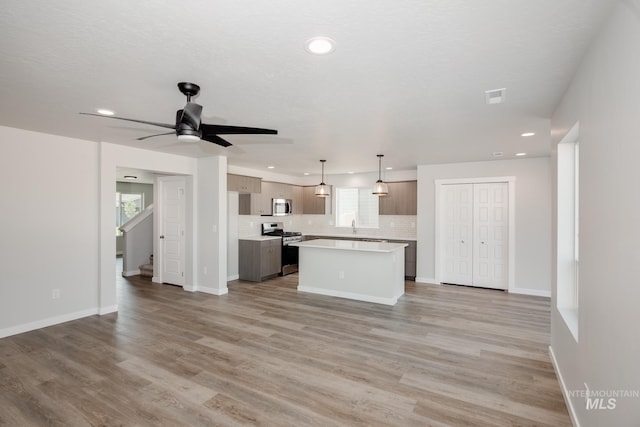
440,184 -> 473,286
472,183 -> 508,289
159,177 -> 185,286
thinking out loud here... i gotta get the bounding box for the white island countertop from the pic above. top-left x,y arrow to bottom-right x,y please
291,239 -> 407,253
303,233 -> 416,241
239,235 -> 282,242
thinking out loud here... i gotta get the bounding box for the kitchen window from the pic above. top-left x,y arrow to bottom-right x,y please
335,187 -> 379,228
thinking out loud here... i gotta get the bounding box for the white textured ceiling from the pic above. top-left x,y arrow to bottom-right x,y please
0,0 -> 616,176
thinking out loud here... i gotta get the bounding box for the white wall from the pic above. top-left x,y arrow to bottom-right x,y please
416,157 -> 551,295
196,156 -> 228,295
0,127 -> 100,337
550,3 -> 640,426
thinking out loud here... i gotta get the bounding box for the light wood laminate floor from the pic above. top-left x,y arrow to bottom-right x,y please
0,274 -> 571,426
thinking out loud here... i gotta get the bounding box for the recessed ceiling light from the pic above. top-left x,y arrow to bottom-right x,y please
516,152 -> 527,156
348,171 -> 355,174
521,132 -> 535,137
267,166 -> 275,169
123,175 -> 137,180
305,37 -> 336,55
97,109 -> 115,116
386,167 -> 393,170
303,172 -> 310,176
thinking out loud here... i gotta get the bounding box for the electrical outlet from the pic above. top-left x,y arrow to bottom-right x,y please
52,289 -> 60,299
212,225 -> 217,233
203,266 -> 208,275
339,271 -> 345,279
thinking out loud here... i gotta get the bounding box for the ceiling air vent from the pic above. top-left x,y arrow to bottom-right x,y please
485,88 -> 506,105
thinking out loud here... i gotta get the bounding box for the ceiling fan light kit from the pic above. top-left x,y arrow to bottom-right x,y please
372,154 -> 389,196
315,159 -> 331,197
80,82 -> 277,148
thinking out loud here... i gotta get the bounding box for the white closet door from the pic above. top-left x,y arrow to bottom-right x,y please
440,184 -> 473,286
159,177 -> 185,286
472,183 -> 508,289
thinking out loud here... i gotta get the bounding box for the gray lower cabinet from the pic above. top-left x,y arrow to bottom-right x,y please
303,235 -> 416,280
239,239 -> 282,282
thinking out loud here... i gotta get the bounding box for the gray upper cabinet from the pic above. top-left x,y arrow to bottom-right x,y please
291,185 -> 303,214
238,181 -> 300,215
302,186 -> 327,214
379,181 -> 417,215
228,174 -> 261,193
262,181 -> 292,200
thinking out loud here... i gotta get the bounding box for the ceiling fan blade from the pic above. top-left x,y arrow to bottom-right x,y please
200,123 -> 278,135
201,134 -> 233,147
79,113 -> 176,130
180,102 -> 202,129
136,131 -> 176,141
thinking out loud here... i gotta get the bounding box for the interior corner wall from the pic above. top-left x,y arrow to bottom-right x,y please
196,156 -> 228,295
550,3 -> 640,426
416,157 -> 551,294
0,126 -> 100,337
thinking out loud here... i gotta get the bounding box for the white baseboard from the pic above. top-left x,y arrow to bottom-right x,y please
227,274 -> 239,281
0,308 -> 99,339
549,345 -> 580,427
415,277 -> 438,284
510,287 -> 551,298
98,305 -> 118,315
198,286 -> 229,296
298,286 -> 399,306
122,269 -> 140,277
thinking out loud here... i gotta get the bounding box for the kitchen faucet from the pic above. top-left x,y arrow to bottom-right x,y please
352,219 -> 356,234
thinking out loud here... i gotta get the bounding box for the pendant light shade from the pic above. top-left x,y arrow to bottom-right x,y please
315,159 -> 331,197
372,154 -> 389,196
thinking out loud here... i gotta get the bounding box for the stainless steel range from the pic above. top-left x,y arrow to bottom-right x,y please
261,222 -> 303,275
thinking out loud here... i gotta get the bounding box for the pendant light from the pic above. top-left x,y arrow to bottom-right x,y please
372,154 -> 389,196
315,159 -> 331,197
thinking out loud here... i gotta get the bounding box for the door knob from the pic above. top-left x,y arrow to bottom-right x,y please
460,240 -> 464,243
481,241 -> 485,244
160,235 -> 165,239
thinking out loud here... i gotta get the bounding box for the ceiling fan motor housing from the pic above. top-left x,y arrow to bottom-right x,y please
175,106 -> 202,137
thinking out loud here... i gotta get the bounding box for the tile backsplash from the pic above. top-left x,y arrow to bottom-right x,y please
237,214 -> 417,239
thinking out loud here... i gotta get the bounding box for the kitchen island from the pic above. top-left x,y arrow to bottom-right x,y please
290,239 -> 408,305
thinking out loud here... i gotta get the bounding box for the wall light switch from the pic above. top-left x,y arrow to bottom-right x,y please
212,225 -> 217,233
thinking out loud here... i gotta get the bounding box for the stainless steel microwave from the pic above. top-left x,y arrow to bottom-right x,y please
272,198 -> 292,216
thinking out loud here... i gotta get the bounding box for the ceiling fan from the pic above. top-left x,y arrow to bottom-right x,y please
80,82 -> 277,147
